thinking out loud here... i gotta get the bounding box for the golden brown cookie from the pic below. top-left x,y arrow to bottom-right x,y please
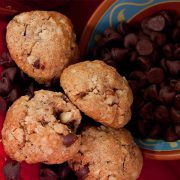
68,126 -> 143,180
2,90 -> 81,164
6,11 -> 79,85
60,60 -> 133,128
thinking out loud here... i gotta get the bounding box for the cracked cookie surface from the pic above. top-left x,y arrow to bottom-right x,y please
68,126 -> 143,180
60,60 -> 133,128
2,90 -> 81,164
6,11 -> 79,84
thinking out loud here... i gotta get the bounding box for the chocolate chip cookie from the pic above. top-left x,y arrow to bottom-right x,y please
68,126 -> 143,180
60,60 -> 133,128
6,11 -> 79,85
2,90 -> 81,164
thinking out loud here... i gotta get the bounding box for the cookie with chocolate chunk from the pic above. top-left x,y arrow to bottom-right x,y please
60,60 -> 133,128
68,126 -> 143,180
2,90 -> 81,164
6,11 -> 79,85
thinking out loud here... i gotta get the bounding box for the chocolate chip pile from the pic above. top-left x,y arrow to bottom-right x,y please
92,10 -> 180,141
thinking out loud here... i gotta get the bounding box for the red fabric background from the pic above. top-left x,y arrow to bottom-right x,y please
0,0 -> 180,179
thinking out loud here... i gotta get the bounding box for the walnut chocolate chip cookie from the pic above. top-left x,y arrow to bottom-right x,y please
60,60 -> 133,128
2,90 -> 81,164
6,11 -> 79,85
68,126 -> 143,180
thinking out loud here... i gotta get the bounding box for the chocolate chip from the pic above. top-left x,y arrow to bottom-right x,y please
154,105 -> 169,124
146,68 -> 164,84
1,67 -> 18,82
100,48 -> 112,61
129,51 -> 138,63
0,96 -> 7,113
124,33 -> 138,48
132,96 -> 144,111
174,94 -> 180,110
166,60 -> 180,76
128,80 -> 139,94
160,11 -> 174,25
141,17 -> 152,35
33,59 -> 40,69
41,64 -> 45,70
174,46 -> 180,58
137,119 -> 152,137
58,164 -> 72,180
139,102 -> 153,120
0,51 -> 15,67
144,84 -> 158,100
40,168 -> 58,180
149,123 -> 161,138
6,88 -> 21,104
170,108 -> 180,123
111,48 -> 128,61
129,71 -> 146,87
164,126 -> 178,141
3,161 -> 20,180
159,86 -> 176,104
0,77 -> 13,96
117,21 -> 130,35
63,133 -> 77,147
174,82 -> 180,92
163,44 -> 173,58
150,32 -> 166,46
103,28 -> 122,42
160,59 -> 168,72
147,15 -> 166,31
174,125 -> 180,137
172,27 -> 180,42
75,165 -> 89,179
137,56 -> 151,70
136,39 -> 153,56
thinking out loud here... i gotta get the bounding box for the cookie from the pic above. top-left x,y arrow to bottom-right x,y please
2,90 -> 81,164
68,126 -> 143,180
6,11 -> 79,85
60,60 -> 133,128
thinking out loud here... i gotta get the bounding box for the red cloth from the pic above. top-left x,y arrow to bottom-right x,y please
0,0 -> 180,179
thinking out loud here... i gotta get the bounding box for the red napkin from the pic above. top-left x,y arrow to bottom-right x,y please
0,1 -> 179,180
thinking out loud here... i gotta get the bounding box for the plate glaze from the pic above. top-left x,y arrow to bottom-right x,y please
80,0 -> 180,160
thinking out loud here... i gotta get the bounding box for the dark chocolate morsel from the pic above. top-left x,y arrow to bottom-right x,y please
150,32 -> 166,46
146,68 -> 164,84
111,48 -> 128,61
0,96 -> 7,113
164,126 -> 178,142
63,133 -> 77,147
166,60 -> 180,76
139,102 -> 153,120
154,105 -> 169,124
137,56 -> 151,71
0,77 -> 13,96
1,67 -> 18,82
33,59 -> 40,69
170,107 -> 180,123
144,84 -> 158,100
3,161 -> 20,180
117,21 -> 130,35
174,94 -> 180,110
75,165 -> 89,179
136,39 -> 153,56
124,33 -> 138,48
159,86 -> 176,104
174,46 -> 180,58
129,71 -> 146,87
162,44 -> 173,58
147,15 -> 166,31
149,123 -> 161,138
175,125 -> 180,137
40,168 -> 58,180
